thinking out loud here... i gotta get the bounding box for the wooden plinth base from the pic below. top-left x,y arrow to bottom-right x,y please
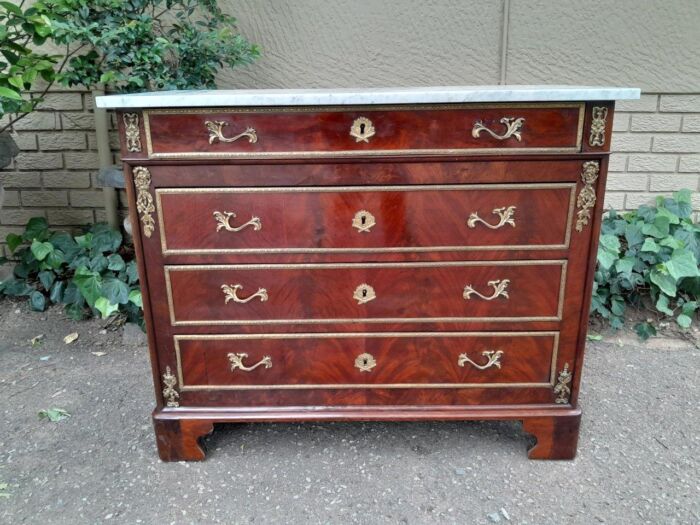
153,406 -> 581,462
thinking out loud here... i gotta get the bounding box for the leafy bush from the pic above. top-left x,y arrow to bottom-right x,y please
592,189 -> 699,339
38,0 -> 259,92
0,217 -> 143,327
0,2 -> 60,133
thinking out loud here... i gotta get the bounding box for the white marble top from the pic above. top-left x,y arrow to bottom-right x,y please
95,86 -> 640,109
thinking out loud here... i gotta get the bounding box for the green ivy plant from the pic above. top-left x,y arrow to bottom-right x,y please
37,0 -> 259,92
0,217 -> 143,327
592,189 -> 700,340
0,1 -> 60,134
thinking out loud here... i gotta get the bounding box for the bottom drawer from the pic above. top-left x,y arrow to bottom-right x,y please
174,332 -> 559,391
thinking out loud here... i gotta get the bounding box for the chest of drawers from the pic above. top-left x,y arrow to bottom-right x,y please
98,86 -> 639,461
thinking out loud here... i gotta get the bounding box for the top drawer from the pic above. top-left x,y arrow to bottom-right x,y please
141,103 -> 585,159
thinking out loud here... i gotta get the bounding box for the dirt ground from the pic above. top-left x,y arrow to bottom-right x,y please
0,299 -> 698,524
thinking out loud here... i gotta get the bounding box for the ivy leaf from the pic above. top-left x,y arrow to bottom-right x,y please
101,277 -> 129,304
6,233 -> 23,252
0,86 -> 22,100
37,270 -> 55,290
128,289 -> 143,308
49,280 -> 66,303
29,290 -> 46,311
94,297 -> 120,319
655,294 -> 674,316
599,234 -> 620,253
125,261 -> 139,284
650,268 -> 677,297
634,321 -> 657,341
641,238 -> 660,253
30,239 -> 54,261
90,224 -> 122,254
665,250 -> 700,281
676,314 -> 692,329
681,301 -> 698,317
623,223 -> 644,248
1,278 -> 33,297
107,253 -> 125,271
89,255 -> 108,273
23,217 -> 49,241
72,266 -> 102,307
614,257 -> 635,277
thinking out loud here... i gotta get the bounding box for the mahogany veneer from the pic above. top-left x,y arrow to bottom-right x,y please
114,98 -> 616,461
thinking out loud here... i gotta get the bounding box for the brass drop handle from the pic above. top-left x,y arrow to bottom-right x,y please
214,211 -> 262,232
458,350 -> 503,370
205,120 -> 258,144
355,352 -> 376,372
463,279 -> 510,301
467,206 -> 516,229
472,117 -> 525,141
221,284 -> 268,304
228,352 -> 272,372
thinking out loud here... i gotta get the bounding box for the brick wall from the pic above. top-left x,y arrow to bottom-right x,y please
0,89 -> 124,257
1,91 -> 699,256
608,94 -> 700,215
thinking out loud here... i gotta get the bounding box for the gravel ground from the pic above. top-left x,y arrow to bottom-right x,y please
0,300 -> 698,525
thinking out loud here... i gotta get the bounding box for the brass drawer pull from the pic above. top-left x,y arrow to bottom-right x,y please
205,120 -> 258,144
228,352 -> 272,372
350,117 -> 375,143
463,279 -> 510,301
355,352 -> 376,372
472,117 -> 525,141
467,205 -> 516,229
353,283 -> 376,304
214,211 -> 262,232
458,350 -> 503,370
221,284 -> 268,304
352,209 -> 376,232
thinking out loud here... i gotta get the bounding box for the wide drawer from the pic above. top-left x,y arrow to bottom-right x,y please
142,103 -> 584,159
174,332 -> 559,390
156,183 -> 576,256
165,260 -> 566,326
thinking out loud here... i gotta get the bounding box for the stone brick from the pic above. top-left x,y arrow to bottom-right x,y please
608,153 -> 627,171
0,171 -> 41,188
624,192 -> 665,209
61,112 -> 95,130
47,209 -> 95,226
630,114 -> 682,132
652,135 -> 700,153
615,95 -> 658,112
659,95 -> 700,112
612,113 -> 630,132
0,208 -> 46,226
86,131 -> 119,151
648,173 -> 700,192
20,190 -> 69,207
627,154 -> 677,172
70,189 -> 104,207
682,115 -> 700,132
14,152 -> 63,170
610,134 -> 652,152
603,192 -> 625,210
678,155 -> 700,172
83,94 -> 96,112
42,171 -> 92,189
11,112 -> 59,131
11,132 -> 37,150
37,131 -> 87,151
37,93 -> 84,111
606,173 -> 648,191
63,151 -> 99,170
2,191 -> 20,207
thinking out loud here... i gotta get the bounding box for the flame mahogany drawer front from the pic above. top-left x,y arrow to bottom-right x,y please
140,104 -> 585,159
108,90 -> 630,461
156,184 -> 576,255
174,332 -> 559,390
164,261 -> 566,326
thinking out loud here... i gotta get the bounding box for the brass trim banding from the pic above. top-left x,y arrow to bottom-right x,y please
173,331 -> 560,391
164,260 -> 568,326
155,183 -> 577,256
141,103 -> 585,159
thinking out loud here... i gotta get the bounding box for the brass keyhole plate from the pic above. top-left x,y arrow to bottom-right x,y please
352,210 -> 376,233
355,352 -> 377,372
350,117 -> 376,143
353,283 -> 376,305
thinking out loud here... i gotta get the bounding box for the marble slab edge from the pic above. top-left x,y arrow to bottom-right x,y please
96,86 -> 641,109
